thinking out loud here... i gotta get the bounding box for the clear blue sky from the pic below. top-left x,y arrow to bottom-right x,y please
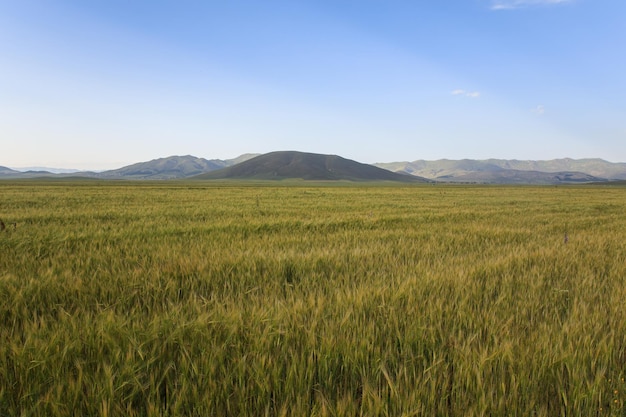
2,0 -> 625,169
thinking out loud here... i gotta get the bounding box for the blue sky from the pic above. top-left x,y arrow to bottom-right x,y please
2,0 -> 625,169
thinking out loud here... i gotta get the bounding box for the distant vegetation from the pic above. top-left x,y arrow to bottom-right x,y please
1,181 -> 625,416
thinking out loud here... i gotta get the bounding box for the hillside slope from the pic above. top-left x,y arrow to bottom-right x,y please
375,158 -> 622,183
194,151 -> 430,182
97,155 -> 225,179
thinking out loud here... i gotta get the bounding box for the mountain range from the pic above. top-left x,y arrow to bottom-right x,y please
374,158 -> 626,182
2,152 -> 626,184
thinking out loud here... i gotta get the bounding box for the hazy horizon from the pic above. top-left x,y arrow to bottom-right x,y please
6,153 -> 626,174
2,1 -> 625,169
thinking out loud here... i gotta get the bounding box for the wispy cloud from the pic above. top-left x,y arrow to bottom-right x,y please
531,104 -> 546,115
491,0 -> 573,10
451,89 -> 481,98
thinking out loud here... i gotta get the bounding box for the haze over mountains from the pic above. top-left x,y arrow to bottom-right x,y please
375,159 -> 626,181
2,152 -> 626,184
374,158 -> 626,184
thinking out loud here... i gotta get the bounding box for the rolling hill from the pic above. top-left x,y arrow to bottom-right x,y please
0,155 -> 261,180
0,166 -> 62,178
375,158 -> 622,183
193,151 -> 430,182
97,155 -> 259,179
3,154 -> 625,183
0,166 -> 19,175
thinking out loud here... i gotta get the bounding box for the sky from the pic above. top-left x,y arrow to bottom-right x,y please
1,0 -> 625,170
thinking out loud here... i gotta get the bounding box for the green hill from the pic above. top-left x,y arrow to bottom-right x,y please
375,158 -> 622,183
194,151 -> 430,182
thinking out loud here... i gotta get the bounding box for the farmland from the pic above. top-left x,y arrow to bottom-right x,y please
1,181 -> 625,416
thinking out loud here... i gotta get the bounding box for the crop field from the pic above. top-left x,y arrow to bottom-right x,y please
1,181 -> 625,416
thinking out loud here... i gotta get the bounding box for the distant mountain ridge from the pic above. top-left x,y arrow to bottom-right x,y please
0,165 -> 63,178
0,166 -> 19,175
99,155 -> 227,180
106,154 -> 261,179
374,158 -> 626,183
0,154 -> 260,180
11,167 -> 83,174
2,154 -> 626,183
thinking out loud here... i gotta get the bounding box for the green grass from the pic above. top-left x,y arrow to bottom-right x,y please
1,181 -> 625,416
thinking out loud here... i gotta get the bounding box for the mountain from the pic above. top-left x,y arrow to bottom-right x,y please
194,151 -> 430,182
98,155 -> 225,179
228,153 -> 262,165
0,166 -> 20,175
0,166 -> 61,178
376,159 -> 503,179
97,154 -> 259,179
12,167 -> 83,174
485,158 -> 626,179
375,158 -> 625,183
3,155 -> 625,183
0,155 -> 259,180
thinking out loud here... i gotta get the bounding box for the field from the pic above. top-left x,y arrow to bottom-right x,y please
1,181 -> 625,416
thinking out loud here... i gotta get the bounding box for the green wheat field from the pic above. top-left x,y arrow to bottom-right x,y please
1,181 -> 625,416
